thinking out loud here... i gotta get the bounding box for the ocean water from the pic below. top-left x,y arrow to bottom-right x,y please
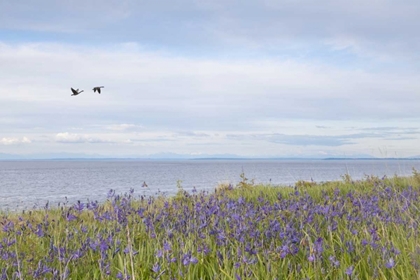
0,159 -> 419,211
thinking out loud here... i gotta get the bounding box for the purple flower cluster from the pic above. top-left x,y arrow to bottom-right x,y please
0,177 -> 418,278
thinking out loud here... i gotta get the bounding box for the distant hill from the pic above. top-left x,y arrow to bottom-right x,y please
0,152 -> 419,161
0,152 -> 243,160
0,153 -> 105,160
408,155 -> 420,159
323,154 -> 376,160
0,153 -> 23,160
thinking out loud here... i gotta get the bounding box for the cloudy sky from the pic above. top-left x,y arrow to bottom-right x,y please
1,0 -> 419,158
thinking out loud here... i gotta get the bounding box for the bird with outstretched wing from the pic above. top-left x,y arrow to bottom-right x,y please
71,88 -> 84,96
93,86 -> 104,94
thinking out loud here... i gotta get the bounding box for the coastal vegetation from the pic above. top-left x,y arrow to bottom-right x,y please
1,170 -> 420,279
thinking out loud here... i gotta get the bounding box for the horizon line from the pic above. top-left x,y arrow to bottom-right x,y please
0,156 -> 419,161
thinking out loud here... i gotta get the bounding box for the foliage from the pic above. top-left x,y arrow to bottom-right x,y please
0,172 -> 420,279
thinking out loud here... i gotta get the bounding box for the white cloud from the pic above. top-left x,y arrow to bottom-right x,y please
105,124 -> 143,131
1,0 -> 420,159
0,42 -> 418,158
55,132 -> 114,144
0,137 -> 31,145
1,42 -> 418,121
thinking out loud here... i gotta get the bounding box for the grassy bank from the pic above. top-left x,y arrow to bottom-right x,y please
1,170 -> 420,279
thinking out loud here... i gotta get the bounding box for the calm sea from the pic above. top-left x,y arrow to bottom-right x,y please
1,159 -> 419,211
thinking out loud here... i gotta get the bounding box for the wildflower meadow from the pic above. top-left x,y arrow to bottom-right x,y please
1,170 -> 420,279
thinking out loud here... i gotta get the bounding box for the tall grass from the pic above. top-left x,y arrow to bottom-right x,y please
0,170 -> 420,279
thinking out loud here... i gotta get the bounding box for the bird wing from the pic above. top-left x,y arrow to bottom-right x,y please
71,88 -> 78,95
93,87 -> 103,93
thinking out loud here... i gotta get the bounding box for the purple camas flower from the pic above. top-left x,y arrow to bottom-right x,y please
314,237 -> 323,254
72,249 -> 83,260
102,211 -> 112,221
152,263 -> 160,273
370,242 -> 379,249
74,200 -> 84,211
99,260 -> 111,275
345,266 -> 354,275
33,261 -> 52,278
182,253 -> 198,266
330,221 -> 338,231
328,255 -> 340,268
242,256 -> 257,265
346,241 -> 355,253
389,244 -> 401,255
203,245 -> 210,255
99,240 -> 109,253
66,213 -> 77,222
107,189 -> 115,198
89,240 -> 99,251
163,241 -> 171,251
123,246 -> 130,254
35,224 -> 44,237
1,252 -> 8,261
280,245 -> 288,258
182,255 -> 190,266
385,258 -> 395,269
57,247 -> 66,262
2,221 -> 14,233
87,200 -> 99,210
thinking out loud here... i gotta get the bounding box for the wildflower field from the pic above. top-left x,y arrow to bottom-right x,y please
1,171 -> 420,279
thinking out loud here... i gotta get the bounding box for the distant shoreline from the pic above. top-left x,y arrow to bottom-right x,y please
0,157 -> 419,161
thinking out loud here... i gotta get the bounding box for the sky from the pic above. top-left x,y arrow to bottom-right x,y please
1,0 -> 420,158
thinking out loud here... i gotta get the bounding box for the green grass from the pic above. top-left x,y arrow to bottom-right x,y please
0,169 -> 420,279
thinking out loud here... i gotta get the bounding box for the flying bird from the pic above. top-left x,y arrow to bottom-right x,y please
93,86 -> 104,94
142,181 -> 148,188
71,88 -> 84,96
